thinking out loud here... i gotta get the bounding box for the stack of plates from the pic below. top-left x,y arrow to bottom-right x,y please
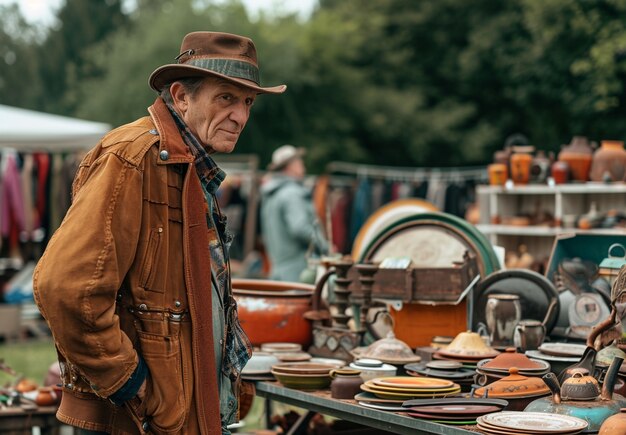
404,361 -> 475,392
360,376 -> 461,400
405,403 -> 502,426
476,412 -> 588,434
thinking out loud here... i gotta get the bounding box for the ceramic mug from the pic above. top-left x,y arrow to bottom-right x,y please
513,320 -> 545,352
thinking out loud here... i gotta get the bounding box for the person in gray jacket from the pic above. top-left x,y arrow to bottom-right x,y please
261,145 -> 329,281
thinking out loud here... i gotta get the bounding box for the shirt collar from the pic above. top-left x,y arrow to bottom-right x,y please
166,103 -> 225,194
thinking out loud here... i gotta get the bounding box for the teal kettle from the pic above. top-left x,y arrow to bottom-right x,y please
525,356 -> 626,433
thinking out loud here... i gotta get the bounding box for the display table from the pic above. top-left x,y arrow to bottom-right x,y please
255,381 -> 479,435
0,406 -> 61,435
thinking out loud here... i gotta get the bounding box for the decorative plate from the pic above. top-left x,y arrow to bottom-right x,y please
477,411 -> 588,432
538,342 -> 588,358
372,376 -> 455,390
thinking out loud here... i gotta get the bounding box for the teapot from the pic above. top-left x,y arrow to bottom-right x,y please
525,356 -> 626,433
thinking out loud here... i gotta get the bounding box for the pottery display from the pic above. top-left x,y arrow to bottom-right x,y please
551,160 -> 570,184
590,140 -> 626,182
514,319 -> 546,352
360,378 -> 461,399
485,294 -> 522,348
477,411 -> 588,434
34,387 -> 57,406
557,136 -> 594,182
599,408 -> 626,434
329,368 -> 363,399
525,357 -> 626,433
435,330 -> 499,360
232,279 -> 315,347
473,367 -> 551,411
509,146 -> 535,185
530,150 -> 552,184
488,163 -> 508,186
349,358 -> 397,382
351,332 -> 421,364
242,352 -> 280,375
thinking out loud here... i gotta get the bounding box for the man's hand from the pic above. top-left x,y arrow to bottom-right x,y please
137,379 -> 147,401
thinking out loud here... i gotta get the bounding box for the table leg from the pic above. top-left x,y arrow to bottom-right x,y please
285,410 -> 315,435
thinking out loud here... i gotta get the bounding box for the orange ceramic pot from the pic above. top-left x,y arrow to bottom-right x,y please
590,140 -> 626,182
558,136 -> 593,182
599,408 -> 626,434
232,278 -> 314,347
488,163 -> 508,186
509,146 -> 534,185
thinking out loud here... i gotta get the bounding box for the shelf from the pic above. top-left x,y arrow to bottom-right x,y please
477,183 -> 626,195
477,224 -> 626,237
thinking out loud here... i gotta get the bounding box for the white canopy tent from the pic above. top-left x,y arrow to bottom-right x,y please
0,104 -> 111,151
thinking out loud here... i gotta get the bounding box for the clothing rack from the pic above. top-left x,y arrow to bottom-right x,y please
326,161 -> 488,183
212,154 -> 260,259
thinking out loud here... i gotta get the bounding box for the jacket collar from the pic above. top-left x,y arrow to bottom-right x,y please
148,97 -> 194,164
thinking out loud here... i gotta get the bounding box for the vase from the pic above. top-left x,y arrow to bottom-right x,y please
590,140 -> 626,182
488,163 -> 508,186
509,146 -> 534,185
558,136 -> 593,182
551,160 -> 569,184
485,294 -> 522,348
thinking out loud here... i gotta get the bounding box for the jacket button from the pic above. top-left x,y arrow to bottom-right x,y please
174,300 -> 181,308
142,420 -> 150,432
149,129 -> 158,135
159,150 -> 169,161
138,303 -> 148,311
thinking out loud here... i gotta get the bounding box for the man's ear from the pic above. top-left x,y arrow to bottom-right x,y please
170,82 -> 189,113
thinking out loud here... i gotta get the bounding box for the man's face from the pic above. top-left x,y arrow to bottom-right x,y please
180,77 -> 256,153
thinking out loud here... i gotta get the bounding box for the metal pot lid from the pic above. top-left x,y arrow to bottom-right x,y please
358,332 -> 421,364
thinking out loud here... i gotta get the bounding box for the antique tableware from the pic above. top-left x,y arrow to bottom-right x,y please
349,358 -> 397,382
473,367 -> 551,411
477,411 -> 588,434
485,294 -> 522,348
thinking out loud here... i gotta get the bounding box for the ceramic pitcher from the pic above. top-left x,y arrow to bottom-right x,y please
485,294 -> 521,348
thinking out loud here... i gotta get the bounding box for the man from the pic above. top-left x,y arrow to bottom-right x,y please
260,145 -> 329,282
33,31 -> 286,435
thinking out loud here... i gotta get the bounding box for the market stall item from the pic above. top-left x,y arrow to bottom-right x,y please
242,352 -> 280,375
350,332 -> 421,365
509,145 -> 534,185
590,140 -> 626,182
350,198 -> 438,261
403,361 -> 475,390
513,319 -> 546,352
270,362 -> 336,391
435,330 -> 499,361
525,357 -> 626,434
557,136 -> 594,182
473,367 -> 551,411
477,411 -> 588,434
360,378 -> 461,399
349,358 -> 397,382
233,278 -> 314,347
484,294 -> 522,348
329,368 -> 363,399
472,268 -> 560,335
599,408 -> 626,434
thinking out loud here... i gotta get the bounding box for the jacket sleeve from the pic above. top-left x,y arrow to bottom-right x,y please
282,185 -> 329,254
33,151 -> 143,398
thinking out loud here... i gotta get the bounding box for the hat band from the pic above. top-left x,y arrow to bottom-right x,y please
185,58 -> 260,85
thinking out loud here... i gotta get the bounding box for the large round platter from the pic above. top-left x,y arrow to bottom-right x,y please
472,268 -> 560,334
405,404 -> 501,416
361,382 -> 461,399
525,350 -> 580,363
351,199 -> 438,260
358,212 -> 501,276
354,391 -> 405,404
357,401 -> 407,412
403,363 -> 475,380
477,411 -> 588,433
402,397 -> 509,408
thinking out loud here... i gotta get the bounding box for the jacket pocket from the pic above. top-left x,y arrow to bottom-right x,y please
139,227 -> 163,292
136,330 -> 187,433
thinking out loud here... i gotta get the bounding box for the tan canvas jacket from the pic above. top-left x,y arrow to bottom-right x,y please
33,98 -> 222,435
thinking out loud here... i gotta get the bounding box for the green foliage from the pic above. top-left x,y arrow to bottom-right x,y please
5,0 -> 626,170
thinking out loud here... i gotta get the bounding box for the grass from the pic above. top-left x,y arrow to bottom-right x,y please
0,338 -> 58,388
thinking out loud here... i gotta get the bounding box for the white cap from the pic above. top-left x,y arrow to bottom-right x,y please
268,144 -> 305,171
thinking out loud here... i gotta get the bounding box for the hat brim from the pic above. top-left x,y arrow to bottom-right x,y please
149,64 -> 287,94
267,148 -> 306,171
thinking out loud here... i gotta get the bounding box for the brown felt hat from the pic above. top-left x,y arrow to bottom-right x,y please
149,31 -> 286,94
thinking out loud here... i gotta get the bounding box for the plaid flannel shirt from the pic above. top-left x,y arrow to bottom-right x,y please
167,104 -> 252,381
